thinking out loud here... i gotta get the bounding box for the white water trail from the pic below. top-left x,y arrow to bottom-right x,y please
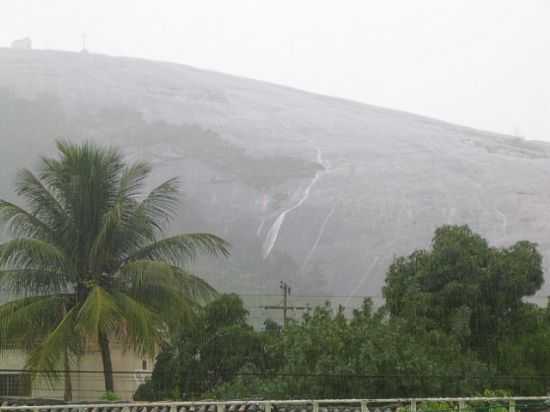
262,173 -> 322,258
301,206 -> 335,272
495,207 -> 507,236
262,147 -> 327,259
256,218 -> 266,237
345,256 -> 380,306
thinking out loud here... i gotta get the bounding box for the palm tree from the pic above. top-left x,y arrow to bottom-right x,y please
0,141 -> 229,398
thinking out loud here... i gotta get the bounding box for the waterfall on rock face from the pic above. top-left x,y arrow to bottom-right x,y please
256,218 -> 266,237
262,146 -> 329,259
301,206 -> 336,272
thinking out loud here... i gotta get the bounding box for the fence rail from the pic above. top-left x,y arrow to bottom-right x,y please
2,397 -> 550,412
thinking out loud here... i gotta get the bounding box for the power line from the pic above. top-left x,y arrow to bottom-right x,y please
5,368 -> 550,380
239,293 -> 384,299
0,369 -> 151,375
261,281 -> 308,329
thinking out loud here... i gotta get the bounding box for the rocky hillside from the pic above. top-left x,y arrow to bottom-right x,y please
1,48 -> 550,297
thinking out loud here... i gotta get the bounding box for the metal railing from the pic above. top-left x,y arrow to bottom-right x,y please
2,397 -> 550,412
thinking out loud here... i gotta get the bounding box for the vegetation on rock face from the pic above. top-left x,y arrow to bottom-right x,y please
0,141 -> 229,400
139,226 -> 550,400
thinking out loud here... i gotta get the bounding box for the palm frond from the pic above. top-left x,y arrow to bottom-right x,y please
105,178 -> 182,260
172,266 -> 218,303
118,260 -> 215,329
76,286 -> 164,356
125,284 -> 199,335
127,233 -> 230,265
110,292 -> 163,356
39,141 -> 125,257
135,177 -> 180,232
0,238 -> 71,273
25,306 -> 81,382
88,162 -> 152,271
118,260 -> 184,290
0,269 -> 72,296
0,200 -> 53,241
120,258 -> 216,296
75,286 -> 122,338
0,295 -> 71,353
88,199 -> 130,272
13,169 -> 70,237
117,160 -> 152,201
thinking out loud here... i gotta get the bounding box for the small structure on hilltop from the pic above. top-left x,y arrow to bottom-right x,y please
11,37 -> 32,49
80,33 -> 88,53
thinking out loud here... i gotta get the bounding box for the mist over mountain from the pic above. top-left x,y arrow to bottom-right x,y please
1,48 -> 550,297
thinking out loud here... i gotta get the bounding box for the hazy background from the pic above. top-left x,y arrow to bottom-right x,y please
1,0 -> 549,140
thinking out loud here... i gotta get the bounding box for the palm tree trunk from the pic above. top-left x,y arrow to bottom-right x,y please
61,304 -> 72,401
98,332 -> 115,393
63,349 -> 72,401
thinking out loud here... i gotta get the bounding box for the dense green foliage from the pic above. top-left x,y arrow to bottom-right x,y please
384,225 -> 543,364
139,225 -> 550,400
135,294 -> 275,400
0,141 -> 229,399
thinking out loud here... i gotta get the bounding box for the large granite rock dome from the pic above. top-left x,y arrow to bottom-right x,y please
1,48 -> 549,298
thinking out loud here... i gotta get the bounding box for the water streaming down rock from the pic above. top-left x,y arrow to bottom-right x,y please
256,218 -> 266,237
301,206 -> 336,271
262,147 -> 329,259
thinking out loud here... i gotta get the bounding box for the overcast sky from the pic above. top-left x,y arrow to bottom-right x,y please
2,1 -> 549,140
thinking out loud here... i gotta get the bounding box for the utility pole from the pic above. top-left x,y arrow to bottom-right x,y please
263,281 -> 307,329
282,281 -> 289,328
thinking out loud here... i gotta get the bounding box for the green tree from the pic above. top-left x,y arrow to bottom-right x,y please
0,141 -> 229,398
383,225 -> 543,362
135,294 -> 272,401
139,225 -> 548,401
206,300 -> 487,399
